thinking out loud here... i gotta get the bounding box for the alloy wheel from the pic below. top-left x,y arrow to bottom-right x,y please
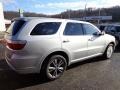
107,45 -> 113,58
46,56 -> 67,79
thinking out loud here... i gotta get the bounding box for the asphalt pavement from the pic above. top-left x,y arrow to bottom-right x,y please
0,34 -> 120,90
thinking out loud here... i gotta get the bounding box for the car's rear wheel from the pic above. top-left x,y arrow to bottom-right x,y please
42,55 -> 67,80
103,44 -> 114,59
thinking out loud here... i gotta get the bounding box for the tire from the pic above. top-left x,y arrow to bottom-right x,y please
115,39 -> 119,46
41,55 -> 67,80
103,44 -> 114,59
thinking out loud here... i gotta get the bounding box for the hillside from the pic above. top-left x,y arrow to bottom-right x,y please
4,6 -> 120,22
4,11 -> 48,20
51,6 -> 120,22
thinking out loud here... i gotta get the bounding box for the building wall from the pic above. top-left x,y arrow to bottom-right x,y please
0,2 -> 6,31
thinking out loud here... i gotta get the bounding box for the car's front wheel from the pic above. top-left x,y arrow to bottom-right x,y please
103,44 -> 114,59
42,55 -> 67,80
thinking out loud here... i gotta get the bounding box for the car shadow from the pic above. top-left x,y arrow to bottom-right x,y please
67,56 -> 106,70
0,59 -> 50,90
0,56 -> 107,90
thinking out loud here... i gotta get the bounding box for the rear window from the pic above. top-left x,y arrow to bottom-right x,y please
6,20 -> 26,35
30,22 -> 61,35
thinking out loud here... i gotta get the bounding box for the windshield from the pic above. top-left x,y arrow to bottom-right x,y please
6,20 -> 26,35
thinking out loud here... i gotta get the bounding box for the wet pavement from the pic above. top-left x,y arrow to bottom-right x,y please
0,42 -> 120,90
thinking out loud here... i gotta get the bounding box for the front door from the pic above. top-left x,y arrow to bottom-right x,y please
82,23 -> 105,56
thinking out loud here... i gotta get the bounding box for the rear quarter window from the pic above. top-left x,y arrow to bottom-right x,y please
30,22 -> 61,35
7,20 -> 26,35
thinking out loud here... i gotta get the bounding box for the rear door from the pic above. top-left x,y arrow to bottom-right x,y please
61,22 -> 88,62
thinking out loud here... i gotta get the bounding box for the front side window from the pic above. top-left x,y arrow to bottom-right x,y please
64,23 -> 84,35
31,22 -> 61,35
83,24 -> 99,35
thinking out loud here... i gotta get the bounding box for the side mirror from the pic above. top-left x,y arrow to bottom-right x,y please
101,31 -> 105,35
93,31 -> 105,36
93,32 -> 103,36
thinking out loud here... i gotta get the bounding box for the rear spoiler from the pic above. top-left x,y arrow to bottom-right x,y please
11,18 -> 26,22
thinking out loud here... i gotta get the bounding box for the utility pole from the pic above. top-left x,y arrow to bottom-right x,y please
61,14 -> 62,19
84,0 -> 87,21
67,9 -> 71,19
98,8 -> 101,25
19,9 -> 24,17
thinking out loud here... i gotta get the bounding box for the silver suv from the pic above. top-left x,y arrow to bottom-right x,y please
5,17 -> 115,80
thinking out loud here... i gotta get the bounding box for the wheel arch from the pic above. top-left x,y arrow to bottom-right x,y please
104,41 -> 115,54
109,41 -> 116,50
39,51 -> 70,72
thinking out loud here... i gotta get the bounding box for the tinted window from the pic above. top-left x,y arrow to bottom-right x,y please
116,26 -> 120,32
110,27 -> 116,31
7,20 -> 26,35
83,24 -> 99,35
64,23 -> 83,35
105,26 -> 116,33
31,22 -> 61,35
99,26 -> 105,31
106,26 -> 112,31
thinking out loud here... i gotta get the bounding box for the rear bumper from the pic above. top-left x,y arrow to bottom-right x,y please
5,52 -> 40,74
5,57 -> 37,74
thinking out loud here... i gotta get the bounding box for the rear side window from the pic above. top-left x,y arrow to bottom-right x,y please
7,20 -> 26,35
64,23 -> 84,35
31,22 -> 61,35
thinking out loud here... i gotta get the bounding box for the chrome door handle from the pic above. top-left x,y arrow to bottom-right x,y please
88,38 -> 93,41
63,40 -> 70,43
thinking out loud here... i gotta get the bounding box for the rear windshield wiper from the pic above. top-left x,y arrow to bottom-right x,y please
5,31 -> 10,34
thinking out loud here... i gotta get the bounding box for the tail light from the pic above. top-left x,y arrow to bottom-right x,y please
6,39 -> 27,50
